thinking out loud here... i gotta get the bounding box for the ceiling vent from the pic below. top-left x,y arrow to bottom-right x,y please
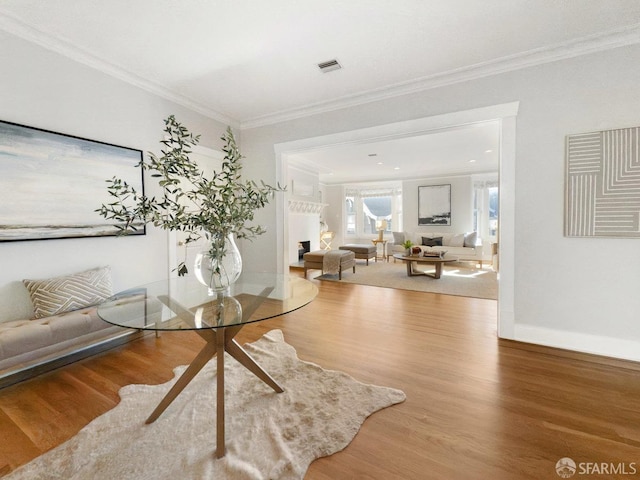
317,59 -> 342,73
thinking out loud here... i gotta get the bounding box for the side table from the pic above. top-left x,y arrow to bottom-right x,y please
371,239 -> 387,261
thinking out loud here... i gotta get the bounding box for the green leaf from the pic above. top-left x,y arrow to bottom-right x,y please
96,115 -> 285,271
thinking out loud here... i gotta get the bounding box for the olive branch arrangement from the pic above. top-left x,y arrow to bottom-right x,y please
97,115 -> 284,275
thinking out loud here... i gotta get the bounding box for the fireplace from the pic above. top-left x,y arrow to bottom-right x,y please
298,240 -> 310,260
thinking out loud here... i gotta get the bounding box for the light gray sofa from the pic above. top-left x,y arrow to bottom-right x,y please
0,307 -> 127,373
0,266 -> 137,388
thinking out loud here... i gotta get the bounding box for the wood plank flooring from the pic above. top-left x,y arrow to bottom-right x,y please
1,275 -> 640,479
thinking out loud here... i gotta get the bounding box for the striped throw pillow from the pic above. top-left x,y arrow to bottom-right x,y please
23,266 -> 113,319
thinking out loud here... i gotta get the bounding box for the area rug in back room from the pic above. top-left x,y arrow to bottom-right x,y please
316,260 -> 498,300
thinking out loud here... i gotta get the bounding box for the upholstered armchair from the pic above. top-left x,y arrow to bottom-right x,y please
388,231 -> 409,260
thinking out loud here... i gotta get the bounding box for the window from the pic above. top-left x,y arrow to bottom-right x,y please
473,179 -> 499,242
345,195 -> 356,235
488,186 -> 498,237
345,185 -> 402,237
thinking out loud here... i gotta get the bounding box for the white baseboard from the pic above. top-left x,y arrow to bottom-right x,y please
514,324 -> 640,363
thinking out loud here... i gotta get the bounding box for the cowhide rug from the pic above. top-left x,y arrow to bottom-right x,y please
6,329 -> 405,480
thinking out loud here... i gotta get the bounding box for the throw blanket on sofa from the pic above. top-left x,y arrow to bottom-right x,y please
323,250 -> 344,275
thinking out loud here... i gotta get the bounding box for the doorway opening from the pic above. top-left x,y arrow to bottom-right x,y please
274,102 -> 518,339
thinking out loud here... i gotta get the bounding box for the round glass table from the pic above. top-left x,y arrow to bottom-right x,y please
97,273 -> 317,458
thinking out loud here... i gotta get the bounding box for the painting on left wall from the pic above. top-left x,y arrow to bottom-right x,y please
0,120 -> 145,242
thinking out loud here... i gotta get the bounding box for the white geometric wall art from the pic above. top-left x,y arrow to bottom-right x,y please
565,126 -> 640,237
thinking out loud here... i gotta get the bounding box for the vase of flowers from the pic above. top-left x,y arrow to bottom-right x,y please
97,115 -> 284,293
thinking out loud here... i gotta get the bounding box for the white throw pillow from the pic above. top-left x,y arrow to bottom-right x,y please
464,231 -> 478,247
449,233 -> 465,247
23,266 -> 113,319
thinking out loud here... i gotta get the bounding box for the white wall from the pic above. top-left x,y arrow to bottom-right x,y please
288,166 -> 320,202
287,166 -> 322,263
0,32 -> 228,321
241,44 -> 640,361
323,185 -> 345,247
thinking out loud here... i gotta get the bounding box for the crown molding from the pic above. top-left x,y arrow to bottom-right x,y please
0,10 -> 239,129
288,162 -> 324,177
241,23 -> 640,129
2,8 -> 638,132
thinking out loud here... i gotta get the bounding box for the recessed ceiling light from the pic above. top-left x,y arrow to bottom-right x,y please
377,161 -> 383,165
469,159 -> 477,163
485,149 -> 493,153
394,167 -> 400,170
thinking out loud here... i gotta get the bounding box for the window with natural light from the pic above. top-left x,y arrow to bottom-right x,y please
473,179 -> 498,243
345,185 -> 402,237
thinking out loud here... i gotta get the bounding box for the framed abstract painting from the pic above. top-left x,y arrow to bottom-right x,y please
418,184 -> 451,226
0,120 -> 145,242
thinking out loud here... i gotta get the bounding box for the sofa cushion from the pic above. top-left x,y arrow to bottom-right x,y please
0,307 -> 116,366
0,320 -> 53,358
464,231 -> 478,247
339,244 -> 376,254
421,236 -> 442,247
449,233 -> 465,247
304,250 -> 355,263
23,266 -> 113,319
392,231 -> 405,244
440,233 -> 454,245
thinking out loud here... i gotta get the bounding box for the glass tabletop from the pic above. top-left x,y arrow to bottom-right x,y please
97,273 -> 318,331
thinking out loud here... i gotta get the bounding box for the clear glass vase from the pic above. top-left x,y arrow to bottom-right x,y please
194,232 -> 242,295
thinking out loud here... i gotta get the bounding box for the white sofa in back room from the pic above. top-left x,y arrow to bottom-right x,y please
388,231 -> 486,266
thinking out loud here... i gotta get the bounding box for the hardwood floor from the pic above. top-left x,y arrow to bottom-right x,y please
2,276 -> 640,479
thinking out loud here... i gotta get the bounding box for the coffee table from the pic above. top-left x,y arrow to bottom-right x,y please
97,273 -> 317,458
393,253 -> 458,279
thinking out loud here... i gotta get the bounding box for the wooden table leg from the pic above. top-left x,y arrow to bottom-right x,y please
145,336 -> 218,424
216,328 -> 226,458
147,287 -> 280,458
404,259 -> 446,278
226,339 -> 283,393
434,263 -> 443,279
405,261 -> 413,276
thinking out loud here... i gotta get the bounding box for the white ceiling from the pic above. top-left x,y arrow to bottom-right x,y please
1,1 -> 639,183
2,0 -> 640,127
287,121 -> 500,184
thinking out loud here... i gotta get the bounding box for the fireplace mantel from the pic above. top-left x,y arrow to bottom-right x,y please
288,200 -> 327,215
